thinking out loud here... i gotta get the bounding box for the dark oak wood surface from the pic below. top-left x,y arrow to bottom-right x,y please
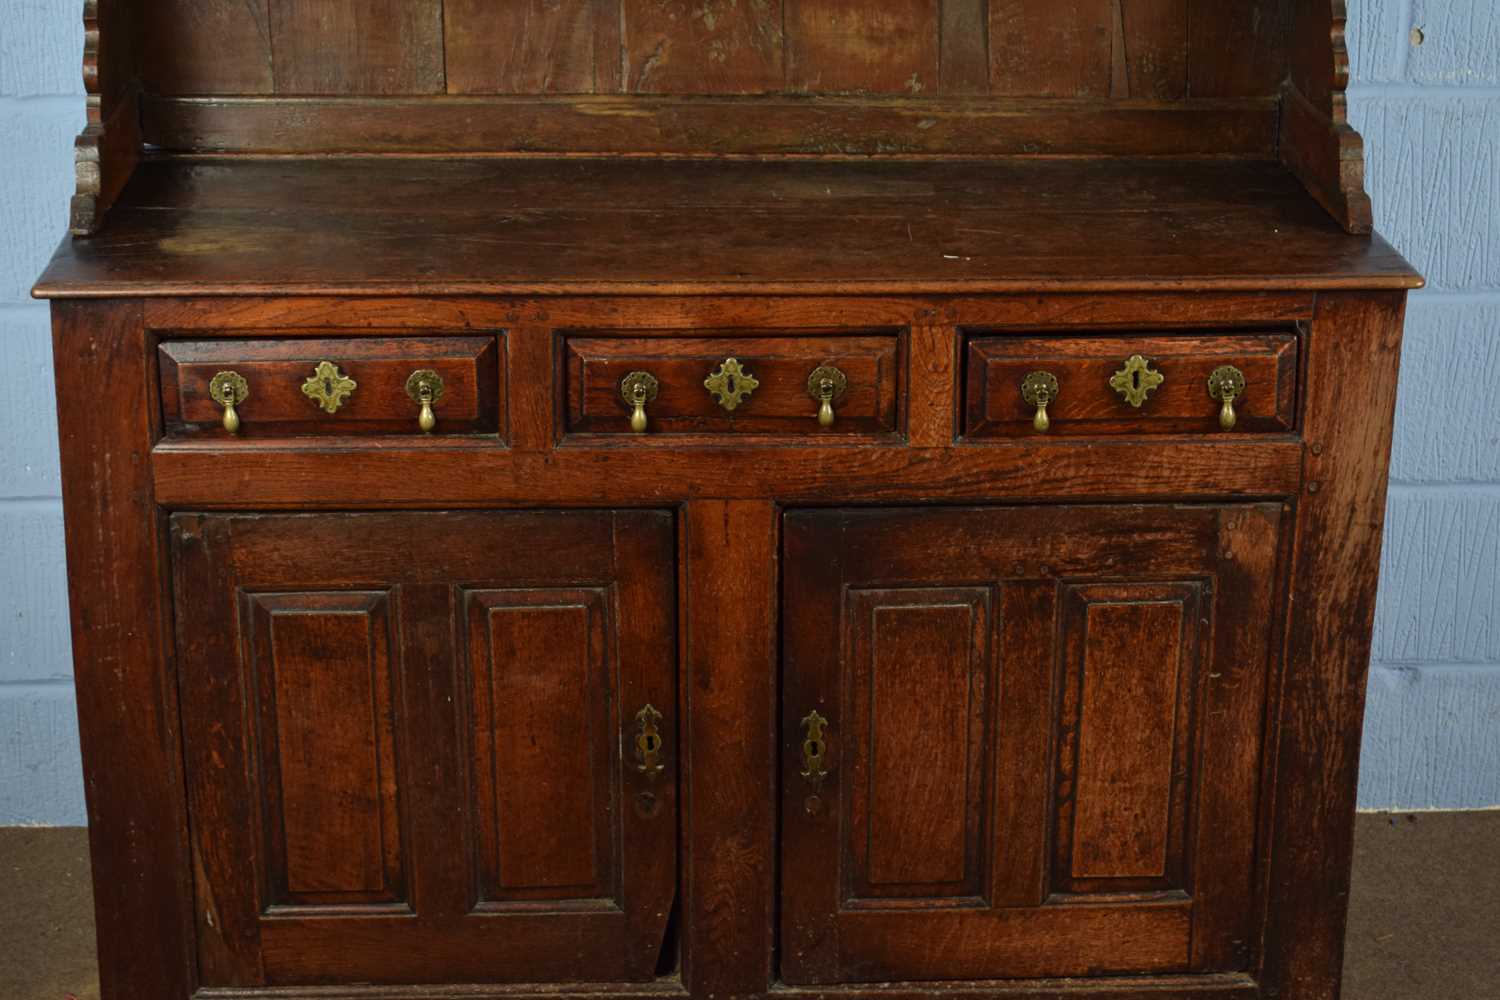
35,157 -> 1418,299
43,5 -> 1412,999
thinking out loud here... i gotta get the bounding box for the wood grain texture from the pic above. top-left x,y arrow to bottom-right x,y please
142,0 -> 274,94
990,0 -> 1113,97
681,500 -> 777,996
1055,586 -> 1197,891
564,334 -> 901,437
149,441 -> 1304,508
172,510 -> 678,986
782,505 -> 1281,984
1279,1 -> 1374,234
70,0 -> 140,235
444,0 -> 621,94
157,336 -> 503,438
254,593 -> 404,904
466,591 -> 613,902
36,159 -> 1418,300
269,0 -> 445,94
964,332 -> 1299,438
939,0 -> 990,94
623,0 -> 786,93
786,0 -> 940,94
50,299 -> 197,1000
846,591 -> 992,899
1260,291 -> 1408,999
139,292 -> 1318,333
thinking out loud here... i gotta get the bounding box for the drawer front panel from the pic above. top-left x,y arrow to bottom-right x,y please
159,336 -> 503,437
565,333 -> 901,436
965,331 -> 1297,437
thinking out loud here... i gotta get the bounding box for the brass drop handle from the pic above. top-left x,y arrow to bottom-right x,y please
1207,365 -> 1247,431
1020,370 -> 1059,433
800,710 -> 829,786
405,369 -> 445,434
806,365 -> 848,428
620,371 -> 660,434
634,704 -> 665,777
209,371 -> 248,435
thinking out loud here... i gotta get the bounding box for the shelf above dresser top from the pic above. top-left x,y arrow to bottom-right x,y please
35,156 -> 1420,299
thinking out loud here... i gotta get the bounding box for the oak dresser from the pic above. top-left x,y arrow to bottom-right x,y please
34,3 -> 1420,1000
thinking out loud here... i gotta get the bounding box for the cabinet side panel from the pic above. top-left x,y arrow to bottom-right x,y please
52,300 -> 196,999
1261,291 -> 1407,998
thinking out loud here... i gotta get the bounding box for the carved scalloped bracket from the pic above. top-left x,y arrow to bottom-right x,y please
69,0 -> 141,236
1279,0 -> 1374,235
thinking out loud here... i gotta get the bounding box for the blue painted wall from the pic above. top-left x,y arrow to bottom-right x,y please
0,2 -> 1496,823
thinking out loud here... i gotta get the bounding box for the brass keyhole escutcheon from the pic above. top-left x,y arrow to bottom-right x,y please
209,371 -> 249,435
704,357 -> 760,412
301,361 -> 357,414
806,365 -> 848,428
1207,365 -> 1247,431
619,371 -> 660,433
634,704 -> 665,777
800,710 -> 829,787
405,369 -> 446,434
1020,370 -> 1059,433
1110,354 -> 1164,408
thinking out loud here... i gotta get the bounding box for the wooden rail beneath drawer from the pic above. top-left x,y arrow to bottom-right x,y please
149,440 -> 1304,509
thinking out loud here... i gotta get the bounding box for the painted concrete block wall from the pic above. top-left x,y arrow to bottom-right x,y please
0,0 -> 86,826
1350,0 -> 1500,810
0,2 -> 1497,822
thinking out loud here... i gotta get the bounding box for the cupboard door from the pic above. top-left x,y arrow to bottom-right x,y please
782,504 -> 1283,984
172,511 -> 676,987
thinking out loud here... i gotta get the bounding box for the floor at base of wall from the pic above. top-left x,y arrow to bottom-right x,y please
2,811 -> 1497,1000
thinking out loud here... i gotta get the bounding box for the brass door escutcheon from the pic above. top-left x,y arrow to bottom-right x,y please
800,710 -> 829,786
1207,364 -> 1247,431
1020,370 -> 1059,433
620,371 -> 660,433
1110,354 -> 1165,408
301,361 -> 357,414
704,357 -> 759,412
806,365 -> 848,428
405,369 -> 445,433
634,704 -> 665,777
208,370 -> 248,434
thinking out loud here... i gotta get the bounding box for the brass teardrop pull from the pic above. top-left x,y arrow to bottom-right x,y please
619,371 -> 660,434
1020,370 -> 1059,433
1207,365 -> 1247,431
806,365 -> 848,428
209,371 -> 248,435
405,369 -> 445,434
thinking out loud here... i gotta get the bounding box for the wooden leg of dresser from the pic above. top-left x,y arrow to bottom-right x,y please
1260,290 -> 1408,1000
680,500 -> 778,999
51,300 -> 197,1000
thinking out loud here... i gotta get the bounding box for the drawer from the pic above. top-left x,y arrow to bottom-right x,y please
564,334 -> 901,437
964,331 -> 1297,438
159,336 -> 504,437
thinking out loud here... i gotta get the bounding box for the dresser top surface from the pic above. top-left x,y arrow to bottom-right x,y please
35,156 -> 1420,299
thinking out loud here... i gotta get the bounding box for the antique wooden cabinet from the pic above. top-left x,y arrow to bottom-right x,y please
35,3 -> 1419,1000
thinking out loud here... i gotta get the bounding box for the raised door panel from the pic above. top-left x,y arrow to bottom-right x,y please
465,588 -> 617,905
782,504 -> 1282,984
248,592 -> 406,909
173,511 -> 676,987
